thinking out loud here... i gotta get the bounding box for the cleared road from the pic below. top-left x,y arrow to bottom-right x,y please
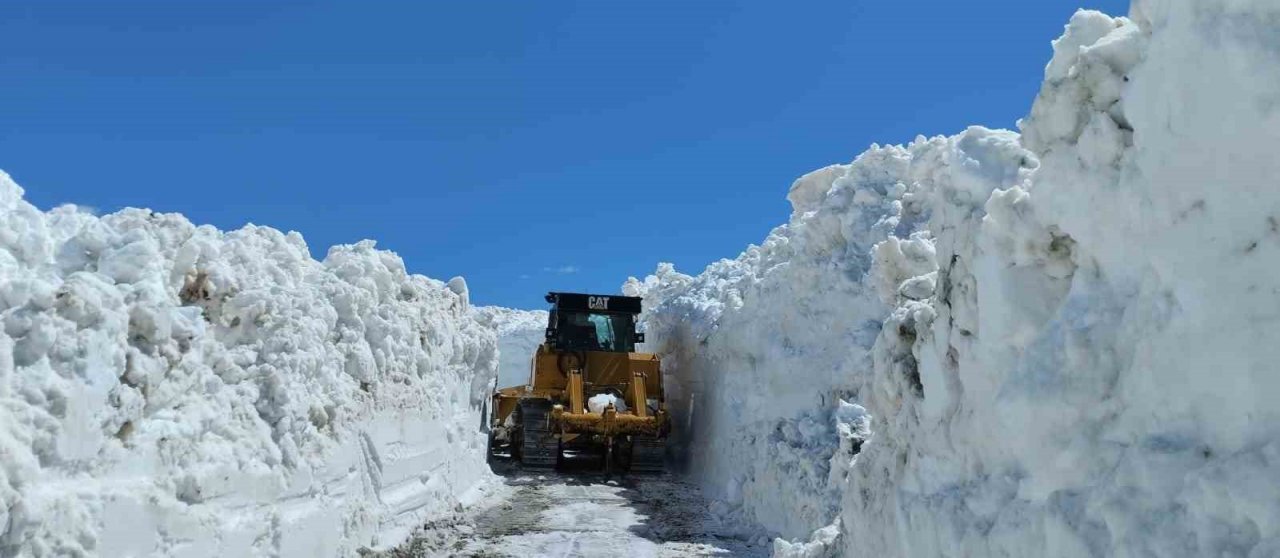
383,458 -> 768,557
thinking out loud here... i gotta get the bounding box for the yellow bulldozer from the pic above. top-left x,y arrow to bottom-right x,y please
487,292 -> 668,473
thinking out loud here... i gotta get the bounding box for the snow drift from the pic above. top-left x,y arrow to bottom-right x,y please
472,306 -> 546,389
629,1 -> 1280,556
0,173 -> 498,557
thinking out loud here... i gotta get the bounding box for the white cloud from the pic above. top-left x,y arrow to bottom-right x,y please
542,265 -> 579,275
56,203 -> 98,215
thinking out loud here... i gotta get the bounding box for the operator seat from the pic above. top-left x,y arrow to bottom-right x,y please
576,322 -> 600,350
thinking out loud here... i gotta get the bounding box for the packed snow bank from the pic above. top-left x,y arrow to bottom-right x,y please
630,2 -> 1280,556
628,127 -> 1029,546
472,306 -> 546,389
0,173 -> 498,557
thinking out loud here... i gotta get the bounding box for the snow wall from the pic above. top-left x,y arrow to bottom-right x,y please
628,2 -> 1280,556
472,307 -> 547,389
0,173 -> 498,557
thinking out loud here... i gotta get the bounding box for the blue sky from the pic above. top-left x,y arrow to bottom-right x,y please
2,0 -> 1127,309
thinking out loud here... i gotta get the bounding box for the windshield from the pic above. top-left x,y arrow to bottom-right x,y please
555,311 -> 636,353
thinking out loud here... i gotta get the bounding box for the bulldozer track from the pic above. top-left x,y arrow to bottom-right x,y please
629,436 -> 666,473
519,399 -> 559,469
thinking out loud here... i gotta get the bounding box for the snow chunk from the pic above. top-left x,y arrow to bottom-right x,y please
787,164 -> 849,217
773,520 -> 841,558
587,393 -> 628,414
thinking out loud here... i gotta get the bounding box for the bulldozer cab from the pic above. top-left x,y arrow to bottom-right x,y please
544,293 -> 645,353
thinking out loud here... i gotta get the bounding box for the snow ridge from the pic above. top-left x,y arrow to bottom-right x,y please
0,174 -> 498,557
472,306 -> 547,389
631,2 -> 1280,556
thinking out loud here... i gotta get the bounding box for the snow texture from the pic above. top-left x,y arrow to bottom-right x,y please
587,393 -> 628,414
0,174 -> 498,557
630,2 -> 1280,556
472,306 -> 547,389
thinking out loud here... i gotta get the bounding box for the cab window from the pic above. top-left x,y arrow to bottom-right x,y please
556,311 -> 635,352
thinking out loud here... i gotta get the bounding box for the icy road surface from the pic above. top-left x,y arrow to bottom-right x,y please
384,459 -> 768,557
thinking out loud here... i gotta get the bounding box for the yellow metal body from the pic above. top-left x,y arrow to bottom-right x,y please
568,371 -> 585,414
491,344 -> 668,438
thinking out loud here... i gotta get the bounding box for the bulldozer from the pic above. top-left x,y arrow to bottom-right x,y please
487,292 -> 668,473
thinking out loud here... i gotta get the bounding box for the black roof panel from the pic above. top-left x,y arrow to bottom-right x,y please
545,292 -> 642,314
